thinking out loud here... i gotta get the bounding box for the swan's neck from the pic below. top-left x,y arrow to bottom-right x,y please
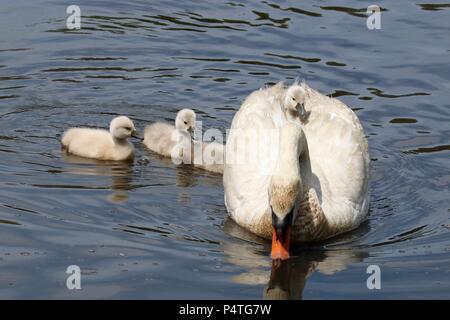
274,133 -> 300,180
272,124 -> 312,197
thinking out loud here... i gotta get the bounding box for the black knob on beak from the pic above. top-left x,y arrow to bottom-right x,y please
272,207 -> 294,242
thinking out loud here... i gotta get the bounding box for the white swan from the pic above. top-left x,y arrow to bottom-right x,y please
144,108 -> 225,174
223,82 -> 370,260
61,116 -> 138,161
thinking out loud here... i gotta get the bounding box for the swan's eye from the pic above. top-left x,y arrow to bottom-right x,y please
124,127 -> 131,131
291,97 -> 296,101
184,121 -> 188,125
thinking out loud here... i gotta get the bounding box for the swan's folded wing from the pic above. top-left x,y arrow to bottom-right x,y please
303,85 -> 370,228
224,97 -> 283,234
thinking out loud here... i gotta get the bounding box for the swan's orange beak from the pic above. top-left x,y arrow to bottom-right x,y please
271,225 -> 291,260
270,208 -> 294,260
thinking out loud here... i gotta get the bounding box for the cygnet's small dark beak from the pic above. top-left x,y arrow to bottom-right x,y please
188,126 -> 195,137
131,130 -> 142,140
296,102 -> 306,118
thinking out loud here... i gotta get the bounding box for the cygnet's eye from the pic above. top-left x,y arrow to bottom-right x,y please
291,96 -> 296,101
124,127 -> 131,131
184,121 -> 188,125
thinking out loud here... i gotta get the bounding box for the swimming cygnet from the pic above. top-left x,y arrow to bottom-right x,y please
143,108 -> 196,163
61,116 -> 138,161
143,108 -> 225,174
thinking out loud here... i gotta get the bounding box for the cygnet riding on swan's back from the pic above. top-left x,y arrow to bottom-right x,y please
283,84 -> 308,122
223,82 -> 370,260
143,108 -> 225,174
61,116 -> 139,161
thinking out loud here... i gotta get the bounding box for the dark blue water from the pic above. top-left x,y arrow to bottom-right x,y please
0,0 -> 449,299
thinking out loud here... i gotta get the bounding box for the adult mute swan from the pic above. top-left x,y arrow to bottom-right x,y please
61,116 -> 138,161
144,108 -> 225,173
223,82 -> 370,260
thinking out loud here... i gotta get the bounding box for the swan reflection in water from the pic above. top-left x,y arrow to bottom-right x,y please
61,153 -> 134,203
222,217 -> 369,300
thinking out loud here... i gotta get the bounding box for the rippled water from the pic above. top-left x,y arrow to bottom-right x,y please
1,0 -> 449,299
